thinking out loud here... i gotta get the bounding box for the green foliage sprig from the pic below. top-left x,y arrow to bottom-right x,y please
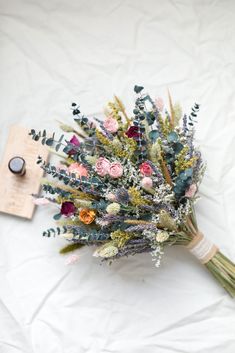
188,103 -> 200,127
37,156 -> 104,191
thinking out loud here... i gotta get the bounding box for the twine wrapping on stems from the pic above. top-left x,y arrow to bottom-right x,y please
187,231 -> 218,264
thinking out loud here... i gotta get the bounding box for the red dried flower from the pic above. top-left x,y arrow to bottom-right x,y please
61,201 -> 76,217
125,126 -> 140,138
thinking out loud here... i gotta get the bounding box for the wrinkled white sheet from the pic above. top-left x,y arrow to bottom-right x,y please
0,0 -> 235,352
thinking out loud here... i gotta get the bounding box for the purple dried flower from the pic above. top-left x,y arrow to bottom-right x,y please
68,135 -> 80,155
116,188 -> 129,204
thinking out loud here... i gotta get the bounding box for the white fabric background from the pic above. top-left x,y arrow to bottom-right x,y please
0,0 -> 235,352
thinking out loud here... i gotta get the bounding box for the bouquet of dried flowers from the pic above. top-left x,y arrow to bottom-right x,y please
30,85 -> 235,296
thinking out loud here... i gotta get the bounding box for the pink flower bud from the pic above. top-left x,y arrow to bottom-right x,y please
141,177 -> 153,189
65,254 -> 79,265
155,97 -> 164,111
185,184 -> 197,198
106,193 -> 116,201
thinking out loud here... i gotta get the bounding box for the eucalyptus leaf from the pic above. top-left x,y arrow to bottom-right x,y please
53,213 -> 62,220
134,85 -> 144,94
167,131 -> 178,143
149,130 -> 159,142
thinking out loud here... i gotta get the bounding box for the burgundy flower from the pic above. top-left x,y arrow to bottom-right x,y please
125,126 -> 140,138
61,201 -> 76,217
68,135 -> 80,155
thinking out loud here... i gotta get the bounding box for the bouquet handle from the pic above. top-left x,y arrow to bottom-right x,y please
186,231 -> 235,297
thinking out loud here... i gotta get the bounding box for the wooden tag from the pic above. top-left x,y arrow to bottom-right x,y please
0,125 -> 49,219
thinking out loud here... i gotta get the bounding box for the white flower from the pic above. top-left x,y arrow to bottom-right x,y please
93,244 -> 118,258
156,231 -> 169,243
85,155 -> 98,165
106,202 -> 120,215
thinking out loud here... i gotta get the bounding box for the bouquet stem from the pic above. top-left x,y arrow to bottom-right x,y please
205,252 -> 235,297
180,212 -> 235,297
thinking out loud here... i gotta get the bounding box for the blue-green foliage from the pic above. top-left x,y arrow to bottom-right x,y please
188,103 -> 200,127
72,103 -> 96,137
29,129 -> 66,152
37,156 -> 103,192
149,129 -> 160,142
167,131 -> 178,143
43,225 -> 110,242
42,184 -> 72,198
174,168 -> 193,199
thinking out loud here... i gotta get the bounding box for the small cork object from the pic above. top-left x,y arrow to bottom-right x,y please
187,231 -> 219,264
0,125 -> 49,219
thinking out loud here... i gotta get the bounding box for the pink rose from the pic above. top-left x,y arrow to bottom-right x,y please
139,162 -> 153,176
155,97 -> 164,112
95,157 -> 111,176
103,117 -> 119,133
68,163 -> 88,178
109,162 -> 123,178
141,177 -> 153,189
185,184 -> 197,198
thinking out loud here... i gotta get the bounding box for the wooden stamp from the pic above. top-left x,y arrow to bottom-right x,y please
0,125 -> 49,219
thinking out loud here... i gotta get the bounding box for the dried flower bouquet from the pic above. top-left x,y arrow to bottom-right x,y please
30,85 -> 235,296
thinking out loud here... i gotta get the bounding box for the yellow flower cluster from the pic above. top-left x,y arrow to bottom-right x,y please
96,129 -> 136,158
175,146 -> 198,174
158,115 -> 172,136
174,146 -> 188,174
149,141 -> 161,164
110,230 -> 134,248
108,101 -> 122,124
96,129 -> 110,146
128,187 -> 150,206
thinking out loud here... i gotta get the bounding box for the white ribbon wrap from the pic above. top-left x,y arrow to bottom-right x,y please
187,232 -> 218,264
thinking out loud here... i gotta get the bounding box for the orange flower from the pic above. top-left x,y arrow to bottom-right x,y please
68,163 -> 88,178
79,208 -> 96,224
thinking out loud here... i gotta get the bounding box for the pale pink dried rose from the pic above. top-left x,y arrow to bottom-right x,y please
185,184 -> 197,198
65,254 -> 79,265
33,198 -> 50,205
109,162 -> 123,178
95,157 -> 111,176
103,117 -> 119,133
106,193 -> 116,201
155,97 -> 164,112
